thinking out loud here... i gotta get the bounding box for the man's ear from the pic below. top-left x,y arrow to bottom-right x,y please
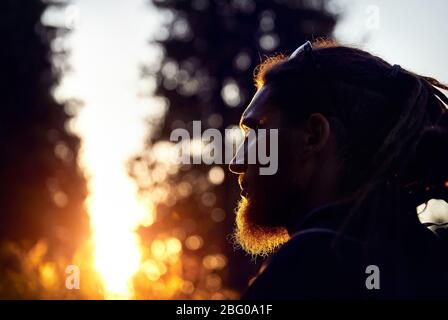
302,113 -> 331,155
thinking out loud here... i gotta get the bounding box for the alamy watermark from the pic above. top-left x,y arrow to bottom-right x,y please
169,121 -> 278,175
365,265 -> 380,290
65,264 -> 80,290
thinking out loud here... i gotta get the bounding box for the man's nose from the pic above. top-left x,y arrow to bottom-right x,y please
229,143 -> 247,174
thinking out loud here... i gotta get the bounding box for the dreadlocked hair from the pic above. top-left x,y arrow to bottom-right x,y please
255,39 -> 448,243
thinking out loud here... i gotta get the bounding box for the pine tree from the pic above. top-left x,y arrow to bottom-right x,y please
0,0 -> 89,259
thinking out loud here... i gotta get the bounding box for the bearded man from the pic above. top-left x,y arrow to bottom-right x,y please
229,40 -> 448,299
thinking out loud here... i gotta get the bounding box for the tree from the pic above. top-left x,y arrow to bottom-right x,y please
0,0 -> 89,273
131,0 -> 337,296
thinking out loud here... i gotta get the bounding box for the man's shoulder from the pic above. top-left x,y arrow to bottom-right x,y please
242,228 -> 365,300
273,227 -> 362,262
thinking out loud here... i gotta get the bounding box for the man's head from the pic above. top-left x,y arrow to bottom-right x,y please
229,39 -> 448,256
229,83 -> 342,256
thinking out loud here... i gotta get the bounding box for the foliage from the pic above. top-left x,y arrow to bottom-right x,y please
0,0 -> 89,297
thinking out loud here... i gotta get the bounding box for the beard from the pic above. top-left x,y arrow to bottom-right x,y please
232,181 -> 291,257
232,136 -> 306,257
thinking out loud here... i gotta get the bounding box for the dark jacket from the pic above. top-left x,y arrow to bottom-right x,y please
242,202 -> 448,299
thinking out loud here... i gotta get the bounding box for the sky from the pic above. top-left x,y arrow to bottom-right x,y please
54,0 -> 163,168
333,0 -> 448,82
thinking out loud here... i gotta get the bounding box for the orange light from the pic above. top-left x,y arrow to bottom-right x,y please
85,163 -> 153,299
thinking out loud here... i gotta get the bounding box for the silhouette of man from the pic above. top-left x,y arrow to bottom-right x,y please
229,40 -> 448,299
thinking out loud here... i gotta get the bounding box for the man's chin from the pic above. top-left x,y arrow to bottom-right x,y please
233,197 -> 290,257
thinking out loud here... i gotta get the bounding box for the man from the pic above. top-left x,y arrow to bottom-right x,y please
229,40 -> 448,299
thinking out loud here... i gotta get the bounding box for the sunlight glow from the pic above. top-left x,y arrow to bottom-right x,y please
87,168 -> 150,298
52,0 -> 164,299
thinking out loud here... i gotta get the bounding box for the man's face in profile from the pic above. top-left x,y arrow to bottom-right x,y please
229,85 -> 313,256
